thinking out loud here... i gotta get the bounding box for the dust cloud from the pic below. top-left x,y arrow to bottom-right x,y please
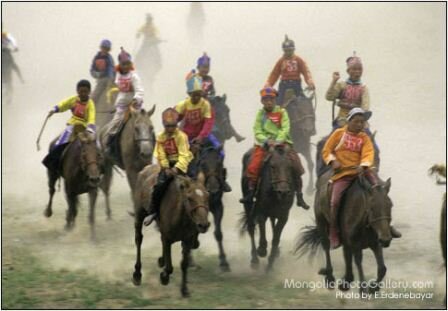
2,2 -> 446,306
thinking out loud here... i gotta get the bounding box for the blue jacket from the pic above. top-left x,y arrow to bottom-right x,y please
90,52 -> 115,79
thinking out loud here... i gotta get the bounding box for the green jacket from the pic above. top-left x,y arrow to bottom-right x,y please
253,106 -> 292,146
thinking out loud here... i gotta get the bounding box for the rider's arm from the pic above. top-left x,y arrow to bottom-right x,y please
276,109 -> 290,143
360,134 -> 375,168
322,129 -> 344,165
297,56 -> 314,87
266,57 -> 283,87
198,102 -> 214,139
325,81 -> 344,101
254,110 -> 268,145
86,100 -> 96,132
54,96 -> 76,113
175,132 -> 194,174
154,137 -> 170,169
89,53 -> 98,78
361,85 -> 370,112
131,72 -> 144,105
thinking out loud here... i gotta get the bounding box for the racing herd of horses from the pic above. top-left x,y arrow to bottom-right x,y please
40,86 -> 446,300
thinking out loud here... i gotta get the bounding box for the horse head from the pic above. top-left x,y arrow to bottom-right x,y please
366,177 -> 393,248
210,94 -> 232,140
131,105 -> 156,160
198,146 -> 224,195
78,131 -> 101,187
179,173 -> 210,233
267,144 -> 294,200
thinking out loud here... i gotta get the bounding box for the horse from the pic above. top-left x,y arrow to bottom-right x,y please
99,106 -> 156,216
94,83 -> 116,130
195,144 -> 231,271
132,169 -> 210,297
135,38 -> 162,91
295,141 -> 393,293
43,130 -> 103,240
209,94 -> 244,145
240,145 -> 296,272
282,89 -> 316,194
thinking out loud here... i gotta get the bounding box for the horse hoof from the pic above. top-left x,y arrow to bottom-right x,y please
257,247 -> 267,257
43,209 -> 52,218
318,268 -> 328,275
181,288 -> 190,298
338,279 -> 351,291
132,273 -> 142,286
158,257 -> 165,268
64,224 -> 74,232
325,275 -> 336,289
219,262 -> 231,272
250,258 -> 259,270
160,272 -> 170,285
368,281 -> 380,294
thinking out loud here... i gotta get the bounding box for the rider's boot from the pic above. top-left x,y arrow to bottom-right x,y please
239,179 -> 256,204
296,192 -> 310,210
230,125 -> 246,143
222,168 -> 232,192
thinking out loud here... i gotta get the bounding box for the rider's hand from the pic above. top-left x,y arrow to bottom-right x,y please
307,83 -> 316,91
330,160 -> 342,170
332,72 -> 340,83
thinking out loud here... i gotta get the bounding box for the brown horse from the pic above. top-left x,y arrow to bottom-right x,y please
240,145 -> 296,272
283,89 -> 316,194
296,166 -> 393,293
44,130 -> 103,239
99,106 -> 156,216
132,168 -> 210,297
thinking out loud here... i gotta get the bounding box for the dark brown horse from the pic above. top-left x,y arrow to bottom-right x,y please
240,145 -> 296,272
44,130 -> 103,239
132,168 -> 210,297
195,145 -> 231,271
283,89 -> 316,194
296,165 -> 393,293
99,106 -> 156,216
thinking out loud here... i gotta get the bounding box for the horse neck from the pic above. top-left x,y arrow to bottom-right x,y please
161,179 -> 189,226
341,179 -> 369,230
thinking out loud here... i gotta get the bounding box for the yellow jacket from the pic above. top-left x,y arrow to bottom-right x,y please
322,126 -> 375,181
55,95 -> 96,128
154,129 -> 193,173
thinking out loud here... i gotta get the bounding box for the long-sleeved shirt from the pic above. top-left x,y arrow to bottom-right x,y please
175,98 -> 214,140
199,74 -> 216,98
53,95 -> 96,128
326,80 -> 370,125
90,51 -> 115,79
114,70 -> 144,108
154,128 -> 193,173
267,54 -> 313,87
322,126 -> 374,181
253,106 -> 292,146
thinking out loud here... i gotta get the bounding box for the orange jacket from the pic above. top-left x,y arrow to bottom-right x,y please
267,54 -> 313,87
322,126 -> 375,181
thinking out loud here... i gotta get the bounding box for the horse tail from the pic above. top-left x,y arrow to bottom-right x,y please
294,225 -> 323,259
238,211 -> 248,236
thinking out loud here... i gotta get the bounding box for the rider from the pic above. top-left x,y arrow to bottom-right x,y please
143,108 -> 194,226
136,13 -> 159,40
239,87 -> 310,209
175,71 -> 232,192
1,29 -> 18,51
43,80 -> 96,169
265,35 -> 315,105
103,47 -> 144,153
322,107 -> 401,249
90,39 -> 115,104
326,52 -> 370,129
196,52 -> 245,143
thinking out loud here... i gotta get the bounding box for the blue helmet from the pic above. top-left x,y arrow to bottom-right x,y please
100,39 -> 112,49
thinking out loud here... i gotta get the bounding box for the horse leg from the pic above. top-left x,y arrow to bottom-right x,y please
180,241 -> 191,297
257,215 -> 268,257
317,220 -> 335,288
88,189 -> 98,241
354,248 -> 367,294
339,245 -> 354,291
369,243 -> 387,293
100,164 -> 113,220
44,169 -> 58,218
160,238 -> 173,285
248,218 -> 259,269
64,193 -> 78,231
302,144 -> 315,195
213,202 -> 230,272
266,215 -> 287,273
132,210 -> 144,286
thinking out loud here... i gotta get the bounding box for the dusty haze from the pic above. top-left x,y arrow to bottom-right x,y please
2,2 -> 447,308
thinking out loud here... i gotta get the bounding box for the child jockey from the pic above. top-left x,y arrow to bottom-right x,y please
90,39 -> 115,104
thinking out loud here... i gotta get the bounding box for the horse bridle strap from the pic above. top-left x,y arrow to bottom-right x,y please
368,215 -> 391,226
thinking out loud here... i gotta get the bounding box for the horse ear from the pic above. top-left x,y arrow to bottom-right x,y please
384,178 -> 391,193
147,105 -> 156,117
197,171 -> 206,185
